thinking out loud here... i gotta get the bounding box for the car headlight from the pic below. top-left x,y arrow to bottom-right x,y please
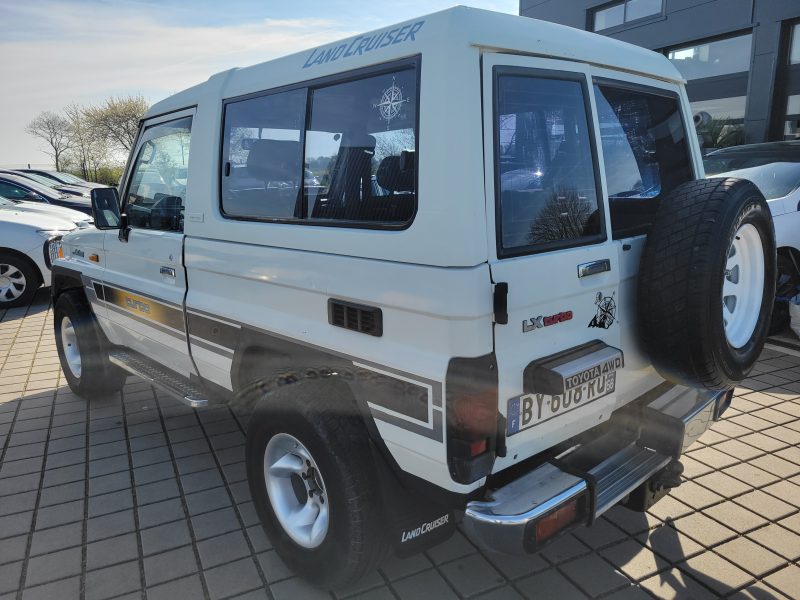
44,236 -> 64,269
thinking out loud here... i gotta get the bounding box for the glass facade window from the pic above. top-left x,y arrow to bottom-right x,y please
668,34 -> 753,80
790,23 -> 800,64
785,95 -> 800,140
593,0 -> 661,32
691,96 -> 746,150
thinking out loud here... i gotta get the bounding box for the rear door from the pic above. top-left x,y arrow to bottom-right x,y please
100,110 -> 195,377
483,55 -> 624,469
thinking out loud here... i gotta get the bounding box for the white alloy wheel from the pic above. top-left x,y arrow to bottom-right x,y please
0,263 -> 26,303
60,316 -> 82,378
263,432 -> 329,549
722,223 -> 765,349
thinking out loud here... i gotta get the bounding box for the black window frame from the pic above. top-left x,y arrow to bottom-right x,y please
492,66 -> 607,260
592,77 -> 696,239
120,113 -> 194,233
590,0 -> 664,33
218,56 -> 421,231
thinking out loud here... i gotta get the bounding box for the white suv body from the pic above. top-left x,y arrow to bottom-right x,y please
49,7 -> 775,585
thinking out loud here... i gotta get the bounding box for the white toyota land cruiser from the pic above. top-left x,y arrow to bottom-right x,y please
49,7 -> 776,588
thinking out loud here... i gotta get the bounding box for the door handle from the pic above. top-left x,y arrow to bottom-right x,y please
160,266 -> 176,278
577,259 -> 610,278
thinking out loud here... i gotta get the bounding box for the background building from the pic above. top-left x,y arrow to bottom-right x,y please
520,0 -> 800,150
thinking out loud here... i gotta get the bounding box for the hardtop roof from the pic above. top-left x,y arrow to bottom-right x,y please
146,6 -> 683,119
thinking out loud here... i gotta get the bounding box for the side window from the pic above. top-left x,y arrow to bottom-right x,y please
0,182 -> 29,200
218,62 -> 419,227
221,89 -> 306,219
304,68 -> 417,224
593,82 -> 693,238
125,116 -> 192,232
495,73 -> 603,256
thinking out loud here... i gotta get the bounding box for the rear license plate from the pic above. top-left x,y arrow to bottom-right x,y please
507,371 -> 616,435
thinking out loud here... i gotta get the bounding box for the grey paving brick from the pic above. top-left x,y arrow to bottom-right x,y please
185,486 -> 231,516
203,557 -> 264,600
21,575 -> 80,600
88,440 -> 127,461
44,448 -> 85,470
4,442 -> 45,462
87,532 -> 139,570
0,490 -> 37,516
0,561 -> 22,594
88,488 -> 133,517
88,427 -> 125,445
482,550 -> 548,581
84,560 -> 141,600
256,550 -> 292,583
133,461 -> 175,486
128,432 -> 166,452
0,510 -> 33,539
137,497 -> 184,529
87,508 -> 136,542
35,499 -> 83,529
30,521 -> 82,556
0,455 -> 44,478
228,480 -> 252,504
175,453 -> 217,475
715,537 -> 786,577
198,530 -> 251,569
539,533 -> 591,564
747,523 -> 800,560
236,501 -> 259,526
48,422 -> 85,440
678,551 -> 754,596
88,470 -> 131,496
143,545 -> 198,587
9,429 -> 48,446
24,546 -> 82,587
639,567 -> 716,600
171,437 -> 210,458
181,467 -> 224,494
167,426 -> 204,444
191,506 -> 242,540
88,454 -> 129,477
46,435 -> 85,454
440,553 -> 506,597
38,481 -> 84,506
146,574 -> 205,600
644,523 -> 704,563
141,519 -> 191,556
271,577 -> 331,600
221,461 -> 247,483
0,534 -> 27,565
246,524 -> 271,553
135,477 -> 180,505
130,446 -> 171,468
0,472 -> 40,495
392,568 -> 460,600
42,463 -> 85,487
210,432 -> 245,452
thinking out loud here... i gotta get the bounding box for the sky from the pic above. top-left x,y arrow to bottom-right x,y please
0,0 -> 517,168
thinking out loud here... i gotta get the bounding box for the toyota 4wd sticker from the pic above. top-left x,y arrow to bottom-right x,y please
523,310 -> 573,333
589,291 -> 616,329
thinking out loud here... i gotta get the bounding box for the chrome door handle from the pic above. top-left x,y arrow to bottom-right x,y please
160,266 -> 176,278
578,259 -> 610,278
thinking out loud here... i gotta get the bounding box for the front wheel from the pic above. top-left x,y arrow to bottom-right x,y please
245,379 -> 389,588
54,291 -> 127,397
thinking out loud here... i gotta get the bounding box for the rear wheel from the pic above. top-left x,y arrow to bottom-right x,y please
246,379 -> 390,588
54,291 -> 127,397
0,252 -> 39,308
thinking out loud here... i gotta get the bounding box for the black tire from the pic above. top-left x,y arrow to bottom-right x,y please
0,251 -> 40,308
770,254 -> 799,334
54,291 -> 127,397
638,178 -> 776,390
246,379 -> 390,588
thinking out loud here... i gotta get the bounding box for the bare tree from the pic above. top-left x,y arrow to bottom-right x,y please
528,186 -> 596,244
26,111 -> 73,170
85,94 -> 149,152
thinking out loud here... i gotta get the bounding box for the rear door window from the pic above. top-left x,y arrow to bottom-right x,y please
593,81 -> 693,238
495,72 -> 604,257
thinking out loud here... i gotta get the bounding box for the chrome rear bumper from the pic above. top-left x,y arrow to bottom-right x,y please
463,387 -> 727,555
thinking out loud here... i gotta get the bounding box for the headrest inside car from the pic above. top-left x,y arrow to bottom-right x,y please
246,139 -> 301,182
376,152 -> 415,193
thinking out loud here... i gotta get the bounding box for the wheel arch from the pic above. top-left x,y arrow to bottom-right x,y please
50,265 -> 87,304
0,247 -> 44,286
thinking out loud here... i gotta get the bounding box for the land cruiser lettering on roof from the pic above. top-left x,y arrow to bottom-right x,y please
50,6 -> 776,589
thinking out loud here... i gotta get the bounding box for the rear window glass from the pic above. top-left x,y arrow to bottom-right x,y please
495,73 -> 603,256
594,82 -> 693,238
220,63 -> 418,227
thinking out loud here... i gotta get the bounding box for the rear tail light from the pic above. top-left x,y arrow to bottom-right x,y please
524,493 -> 587,552
446,354 -> 499,483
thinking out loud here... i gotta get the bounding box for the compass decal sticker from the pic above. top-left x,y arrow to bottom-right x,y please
589,291 -> 617,329
374,77 -> 409,128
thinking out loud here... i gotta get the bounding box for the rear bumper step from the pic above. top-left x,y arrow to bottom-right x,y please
109,349 -> 208,408
463,387 -> 728,555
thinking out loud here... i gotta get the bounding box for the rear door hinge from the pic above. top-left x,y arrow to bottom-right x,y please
493,282 -> 508,325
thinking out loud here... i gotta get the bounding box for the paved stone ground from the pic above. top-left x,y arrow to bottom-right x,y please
1,289 -> 800,600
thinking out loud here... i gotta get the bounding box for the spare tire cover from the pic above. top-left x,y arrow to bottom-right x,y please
638,178 -> 776,390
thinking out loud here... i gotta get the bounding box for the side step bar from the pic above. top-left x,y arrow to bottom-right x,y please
109,349 -> 208,408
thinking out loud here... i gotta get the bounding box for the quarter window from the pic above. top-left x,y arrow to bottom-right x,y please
594,82 -> 693,238
125,116 -> 192,232
495,73 -> 603,256
219,63 -> 418,227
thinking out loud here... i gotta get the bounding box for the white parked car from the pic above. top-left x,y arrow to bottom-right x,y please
0,198 -> 87,307
705,141 -> 800,331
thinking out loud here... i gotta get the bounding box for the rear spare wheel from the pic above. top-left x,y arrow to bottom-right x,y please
638,178 -> 776,390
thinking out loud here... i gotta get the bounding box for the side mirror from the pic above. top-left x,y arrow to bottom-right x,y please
90,187 -> 122,229
24,191 -> 44,201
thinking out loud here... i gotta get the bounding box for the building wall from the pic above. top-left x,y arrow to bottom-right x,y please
519,0 -> 800,144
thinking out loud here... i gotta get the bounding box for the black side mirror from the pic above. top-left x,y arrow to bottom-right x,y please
90,187 -> 124,231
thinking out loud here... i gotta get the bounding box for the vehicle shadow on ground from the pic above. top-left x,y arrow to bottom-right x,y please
0,287 -> 51,324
